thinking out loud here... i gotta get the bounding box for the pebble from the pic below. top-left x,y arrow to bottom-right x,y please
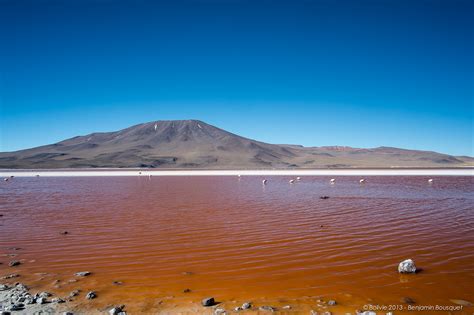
36,297 -> 47,304
241,302 -> 252,309
25,297 -> 35,304
259,306 -> 276,312
63,313 -> 74,315
402,297 -> 415,304
183,288 -> 191,293
214,308 -> 226,315
52,297 -> 65,303
75,271 -> 91,277
39,291 -> 52,298
327,300 -> 337,306
1,274 -> 19,279
86,291 -> 97,299
16,283 -> 28,290
201,297 -> 215,306
320,196 -> 330,199
69,289 -> 81,297
6,305 -> 24,311
109,305 -> 125,315
0,284 -> 9,290
113,281 -> 123,285
282,305 -> 291,309
8,260 -> 21,267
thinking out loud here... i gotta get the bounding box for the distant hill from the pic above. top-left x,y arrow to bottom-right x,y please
0,120 -> 472,169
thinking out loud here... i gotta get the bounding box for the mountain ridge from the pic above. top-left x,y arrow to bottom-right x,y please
0,120 -> 472,169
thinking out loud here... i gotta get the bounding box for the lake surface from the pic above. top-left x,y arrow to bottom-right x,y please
1,176 -> 473,314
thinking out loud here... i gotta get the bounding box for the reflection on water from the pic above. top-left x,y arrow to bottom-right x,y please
0,176 -> 473,313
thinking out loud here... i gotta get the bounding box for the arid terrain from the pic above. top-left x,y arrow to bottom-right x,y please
0,120 -> 472,169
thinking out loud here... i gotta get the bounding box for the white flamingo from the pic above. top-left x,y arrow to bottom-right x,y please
359,178 -> 366,183
296,176 -> 301,181
428,178 -> 433,183
289,179 -> 295,184
330,178 -> 336,184
262,179 -> 268,185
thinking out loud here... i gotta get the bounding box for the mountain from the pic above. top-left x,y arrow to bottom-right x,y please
0,120 -> 472,169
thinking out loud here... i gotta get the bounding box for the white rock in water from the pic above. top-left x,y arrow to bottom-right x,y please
398,259 -> 417,273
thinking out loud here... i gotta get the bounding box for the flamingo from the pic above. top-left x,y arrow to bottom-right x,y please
428,178 -> 433,183
296,176 -> 301,181
262,179 -> 268,185
330,178 -> 336,184
289,179 -> 295,184
359,178 -> 366,184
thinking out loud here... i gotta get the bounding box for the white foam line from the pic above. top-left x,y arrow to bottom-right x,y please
0,169 -> 473,177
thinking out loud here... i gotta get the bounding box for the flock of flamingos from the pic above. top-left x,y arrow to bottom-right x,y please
3,174 -> 436,184
258,176 -> 434,185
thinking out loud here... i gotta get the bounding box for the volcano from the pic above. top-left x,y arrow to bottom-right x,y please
0,120 -> 472,169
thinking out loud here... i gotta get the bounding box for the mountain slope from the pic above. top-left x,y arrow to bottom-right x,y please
0,120 -> 472,169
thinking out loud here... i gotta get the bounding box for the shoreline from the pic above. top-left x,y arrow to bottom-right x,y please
1,276 -> 470,315
1,168 -> 473,177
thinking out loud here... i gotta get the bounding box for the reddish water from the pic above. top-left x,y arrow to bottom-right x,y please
0,176 -> 473,314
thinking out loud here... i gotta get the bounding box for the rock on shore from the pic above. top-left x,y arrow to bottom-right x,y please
201,297 -> 215,306
0,282 -> 72,314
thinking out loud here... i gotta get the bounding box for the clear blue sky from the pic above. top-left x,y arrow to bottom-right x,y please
0,0 -> 472,156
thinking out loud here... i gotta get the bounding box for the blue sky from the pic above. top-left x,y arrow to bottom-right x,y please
0,0 -> 472,156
